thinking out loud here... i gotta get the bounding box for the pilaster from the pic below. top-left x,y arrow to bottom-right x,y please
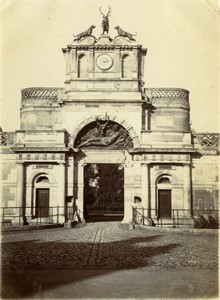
59,162 -> 66,222
141,163 -> 149,210
183,163 -> 192,215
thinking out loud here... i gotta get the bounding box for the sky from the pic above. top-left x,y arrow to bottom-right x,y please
1,0 -> 219,132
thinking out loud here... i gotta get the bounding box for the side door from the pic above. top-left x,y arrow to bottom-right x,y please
158,190 -> 171,218
36,188 -> 49,217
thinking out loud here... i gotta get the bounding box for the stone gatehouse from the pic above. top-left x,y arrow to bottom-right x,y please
1,19 -> 219,225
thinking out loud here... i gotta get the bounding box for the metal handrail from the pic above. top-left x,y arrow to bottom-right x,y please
133,207 -> 219,228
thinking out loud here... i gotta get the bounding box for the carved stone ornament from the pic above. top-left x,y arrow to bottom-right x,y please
74,118 -> 134,150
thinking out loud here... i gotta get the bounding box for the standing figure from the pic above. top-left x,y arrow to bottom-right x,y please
99,6 -> 111,34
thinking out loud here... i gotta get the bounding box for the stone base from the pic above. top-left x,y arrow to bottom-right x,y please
64,220 -> 78,228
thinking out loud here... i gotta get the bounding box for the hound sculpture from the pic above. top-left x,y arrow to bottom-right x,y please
73,25 -> 96,41
114,26 -> 137,41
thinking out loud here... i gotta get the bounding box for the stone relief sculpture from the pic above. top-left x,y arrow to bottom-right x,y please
74,118 -> 133,150
99,6 -> 111,34
73,25 -> 96,41
78,132 -> 123,148
114,26 -> 137,41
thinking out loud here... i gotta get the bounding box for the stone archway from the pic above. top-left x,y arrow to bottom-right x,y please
74,119 -> 134,150
72,117 -> 135,223
70,114 -> 140,148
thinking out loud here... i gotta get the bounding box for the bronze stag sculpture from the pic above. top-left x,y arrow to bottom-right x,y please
99,6 -> 111,34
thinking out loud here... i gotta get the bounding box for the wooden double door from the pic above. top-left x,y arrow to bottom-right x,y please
158,190 -> 171,218
36,188 -> 49,217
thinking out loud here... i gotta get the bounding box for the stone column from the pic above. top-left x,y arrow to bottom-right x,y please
16,162 -> 24,223
141,163 -> 149,212
122,162 -> 134,223
59,163 -> 66,223
183,163 -> 192,216
77,161 -> 85,217
142,107 -> 146,131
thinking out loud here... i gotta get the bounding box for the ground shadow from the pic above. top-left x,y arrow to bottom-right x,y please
1,227 -> 218,299
1,231 -> 178,298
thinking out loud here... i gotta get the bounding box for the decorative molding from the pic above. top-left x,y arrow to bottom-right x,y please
32,165 -> 53,169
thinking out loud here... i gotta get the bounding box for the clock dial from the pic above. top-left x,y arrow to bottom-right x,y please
96,54 -> 113,70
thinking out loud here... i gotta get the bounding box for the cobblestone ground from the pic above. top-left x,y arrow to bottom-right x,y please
1,222 -> 218,270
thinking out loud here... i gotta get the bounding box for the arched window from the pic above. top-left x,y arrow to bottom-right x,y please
77,54 -> 88,78
158,177 -> 170,185
36,176 -> 49,184
121,54 -> 132,78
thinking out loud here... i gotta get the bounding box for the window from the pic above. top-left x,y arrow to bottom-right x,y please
122,54 -> 132,78
77,54 -> 88,78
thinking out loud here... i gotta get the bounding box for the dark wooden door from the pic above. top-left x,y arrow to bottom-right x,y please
36,189 -> 49,217
158,190 -> 171,218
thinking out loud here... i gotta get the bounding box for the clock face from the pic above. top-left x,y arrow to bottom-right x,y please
96,54 -> 113,70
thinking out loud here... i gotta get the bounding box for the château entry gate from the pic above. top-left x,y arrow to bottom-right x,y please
84,163 -> 124,221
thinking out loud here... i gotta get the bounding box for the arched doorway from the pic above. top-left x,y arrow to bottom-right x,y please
73,117 -> 135,222
157,176 -> 172,218
34,174 -> 50,218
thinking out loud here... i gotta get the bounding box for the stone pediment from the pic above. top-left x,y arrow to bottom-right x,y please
113,36 -> 137,45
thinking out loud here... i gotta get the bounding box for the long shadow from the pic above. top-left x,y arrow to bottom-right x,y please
1,230 -> 179,299
1,227 -> 218,299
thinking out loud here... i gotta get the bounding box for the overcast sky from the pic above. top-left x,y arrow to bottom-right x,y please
1,0 -> 219,132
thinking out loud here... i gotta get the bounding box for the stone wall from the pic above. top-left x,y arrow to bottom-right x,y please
192,156 -> 219,211
1,151 -> 17,207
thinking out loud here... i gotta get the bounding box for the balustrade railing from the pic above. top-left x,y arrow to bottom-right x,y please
195,133 -> 219,149
145,88 -> 189,101
21,87 -> 61,100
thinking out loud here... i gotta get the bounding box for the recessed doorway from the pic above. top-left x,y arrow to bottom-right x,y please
84,163 -> 124,222
158,189 -> 171,218
36,188 -> 49,217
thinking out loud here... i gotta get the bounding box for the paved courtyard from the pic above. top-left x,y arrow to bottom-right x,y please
1,222 -> 218,299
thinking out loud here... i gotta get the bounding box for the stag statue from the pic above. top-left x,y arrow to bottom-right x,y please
99,5 -> 111,34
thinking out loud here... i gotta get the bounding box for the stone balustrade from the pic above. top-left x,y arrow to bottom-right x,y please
0,132 -> 16,146
145,88 -> 189,101
21,88 -> 62,100
195,133 -> 219,149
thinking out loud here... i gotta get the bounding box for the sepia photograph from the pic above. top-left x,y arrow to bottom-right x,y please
0,0 -> 219,299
